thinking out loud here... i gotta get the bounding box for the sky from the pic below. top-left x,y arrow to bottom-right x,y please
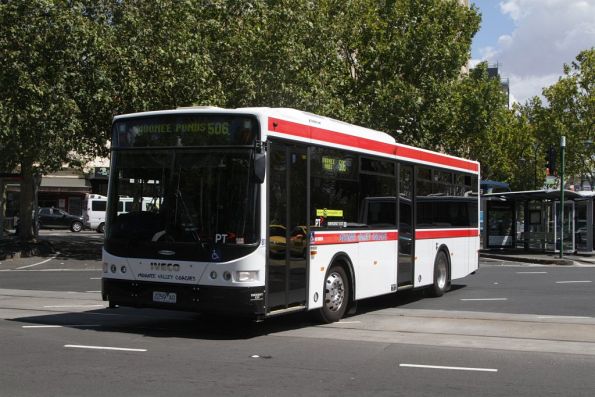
470,0 -> 595,105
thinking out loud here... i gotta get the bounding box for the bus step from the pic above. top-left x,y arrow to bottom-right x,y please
266,305 -> 307,317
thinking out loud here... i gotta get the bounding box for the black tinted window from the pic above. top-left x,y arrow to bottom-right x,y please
416,167 -> 478,228
92,201 -> 107,211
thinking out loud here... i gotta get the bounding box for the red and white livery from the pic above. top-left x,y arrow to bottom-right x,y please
102,107 -> 480,322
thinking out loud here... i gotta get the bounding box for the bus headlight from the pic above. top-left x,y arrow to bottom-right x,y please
236,271 -> 258,282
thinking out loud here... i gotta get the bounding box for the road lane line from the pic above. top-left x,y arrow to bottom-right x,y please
23,324 -> 102,328
64,345 -> 147,352
555,281 -> 592,284
43,305 -> 105,308
337,321 -> 362,324
400,364 -> 498,372
90,277 -> 101,280
516,271 -> 547,274
22,325 -> 63,328
86,291 -> 101,293
16,254 -> 59,270
460,298 -> 508,301
538,316 -> 591,319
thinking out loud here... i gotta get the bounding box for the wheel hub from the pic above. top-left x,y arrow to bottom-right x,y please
324,272 -> 345,312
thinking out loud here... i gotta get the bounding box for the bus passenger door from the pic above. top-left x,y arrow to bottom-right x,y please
398,165 -> 414,287
267,141 -> 308,312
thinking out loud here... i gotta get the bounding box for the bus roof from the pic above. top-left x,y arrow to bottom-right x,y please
113,107 -> 479,174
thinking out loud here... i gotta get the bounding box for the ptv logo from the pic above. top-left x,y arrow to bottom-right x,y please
215,233 -> 228,244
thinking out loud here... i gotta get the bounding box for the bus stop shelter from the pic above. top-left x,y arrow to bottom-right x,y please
482,190 -> 595,255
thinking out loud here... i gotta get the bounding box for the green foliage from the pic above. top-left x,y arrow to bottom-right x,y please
440,62 -> 520,183
330,0 -> 481,145
0,0 -> 113,239
522,48 -> 594,189
0,1 -> 112,172
107,0 -> 220,113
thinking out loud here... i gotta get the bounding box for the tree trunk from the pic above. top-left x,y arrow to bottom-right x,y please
19,160 -> 35,241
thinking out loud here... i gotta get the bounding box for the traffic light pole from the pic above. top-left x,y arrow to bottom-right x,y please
559,136 -> 566,258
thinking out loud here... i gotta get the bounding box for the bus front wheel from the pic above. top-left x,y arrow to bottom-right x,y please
315,265 -> 349,323
431,251 -> 450,297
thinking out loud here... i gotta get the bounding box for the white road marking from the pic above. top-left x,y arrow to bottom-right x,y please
460,298 -> 508,301
90,277 -> 101,280
16,254 -> 59,270
516,271 -> 547,274
400,363 -> 498,372
538,316 -> 591,319
86,291 -> 101,293
337,321 -> 362,324
22,325 -> 62,328
0,269 -> 101,272
22,324 -> 102,328
43,304 -> 105,308
555,281 -> 592,284
64,345 -> 147,352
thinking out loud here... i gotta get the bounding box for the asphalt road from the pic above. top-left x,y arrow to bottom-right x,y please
1,231 -> 595,396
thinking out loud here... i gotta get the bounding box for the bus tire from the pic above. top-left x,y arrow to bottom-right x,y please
97,223 -> 105,234
431,250 -> 450,297
315,265 -> 349,323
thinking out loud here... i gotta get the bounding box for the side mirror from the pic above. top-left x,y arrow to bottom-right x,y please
253,152 -> 266,184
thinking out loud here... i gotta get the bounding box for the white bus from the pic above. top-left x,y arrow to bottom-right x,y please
102,107 -> 479,322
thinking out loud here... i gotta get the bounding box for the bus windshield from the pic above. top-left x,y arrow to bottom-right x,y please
105,148 -> 260,260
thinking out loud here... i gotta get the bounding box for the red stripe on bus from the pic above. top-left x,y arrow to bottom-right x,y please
268,117 -> 478,172
268,118 -> 310,139
415,229 -> 479,239
310,126 -> 396,156
312,231 -> 398,245
395,146 -> 479,172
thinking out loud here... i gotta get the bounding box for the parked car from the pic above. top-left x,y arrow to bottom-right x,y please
38,207 -> 84,232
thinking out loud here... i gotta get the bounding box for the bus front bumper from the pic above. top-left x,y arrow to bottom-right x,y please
102,278 -> 266,318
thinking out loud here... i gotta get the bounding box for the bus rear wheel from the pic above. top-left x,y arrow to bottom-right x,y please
315,265 -> 349,323
431,251 -> 450,297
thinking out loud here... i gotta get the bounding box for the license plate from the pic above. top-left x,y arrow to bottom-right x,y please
153,291 -> 177,304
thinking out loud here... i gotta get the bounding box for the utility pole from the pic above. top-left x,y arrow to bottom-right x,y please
559,136 -> 566,258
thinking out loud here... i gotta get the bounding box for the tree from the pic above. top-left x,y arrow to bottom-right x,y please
106,0 -> 221,113
440,62 -> 528,184
539,48 -> 594,189
329,0 -> 481,146
516,49 -> 594,191
0,0 -> 113,240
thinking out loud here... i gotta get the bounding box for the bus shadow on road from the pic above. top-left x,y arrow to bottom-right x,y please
352,284 -> 467,316
10,284 -> 467,340
10,308 -> 317,340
